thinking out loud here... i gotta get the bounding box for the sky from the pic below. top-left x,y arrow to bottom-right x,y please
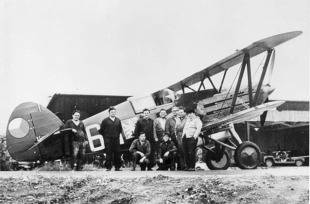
0,0 -> 309,134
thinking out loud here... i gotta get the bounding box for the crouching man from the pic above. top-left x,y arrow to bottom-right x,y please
157,134 -> 177,171
129,133 -> 151,171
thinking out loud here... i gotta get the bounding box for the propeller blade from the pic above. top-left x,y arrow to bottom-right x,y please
162,89 -> 176,104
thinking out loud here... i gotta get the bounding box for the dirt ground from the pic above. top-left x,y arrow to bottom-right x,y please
0,173 -> 308,204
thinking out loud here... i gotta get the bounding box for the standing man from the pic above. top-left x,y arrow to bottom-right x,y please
165,106 -> 179,170
99,107 -> 123,171
132,108 -> 155,170
154,109 -> 167,143
153,109 -> 167,158
64,110 -> 88,171
165,106 -> 179,147
175,107 -> 187,170
129,133 -> 151,171
182,107 -> 202,171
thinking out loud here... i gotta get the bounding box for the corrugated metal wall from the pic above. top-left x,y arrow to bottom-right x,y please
235,123 -> 309,156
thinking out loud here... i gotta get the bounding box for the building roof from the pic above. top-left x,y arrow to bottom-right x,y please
275,100 -> 309,111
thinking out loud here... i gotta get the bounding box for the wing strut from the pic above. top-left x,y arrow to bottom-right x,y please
229,53 -> 248,114
184,84 -> 196,92
253,49 -> 273,105
246,55 -> 253,107
219,70 -> 228,93
207,75 -> 218,93
197,76 -> 206,92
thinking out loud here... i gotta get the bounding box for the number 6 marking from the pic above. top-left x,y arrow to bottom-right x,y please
85,124 -> 105,151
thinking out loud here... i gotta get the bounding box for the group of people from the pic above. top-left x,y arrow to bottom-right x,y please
64,106 -> 202,171
129,106 -> 202,171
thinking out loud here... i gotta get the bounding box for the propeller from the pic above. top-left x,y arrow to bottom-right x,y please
162,89 -> 176,104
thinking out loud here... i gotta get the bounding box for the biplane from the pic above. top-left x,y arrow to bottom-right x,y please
6,31 -> 302,170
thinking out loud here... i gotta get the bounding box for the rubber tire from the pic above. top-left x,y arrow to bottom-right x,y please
234,141 -> 261,169
295,160 -> 304,167
265,159 -> 273,167
206,148 -> 231,170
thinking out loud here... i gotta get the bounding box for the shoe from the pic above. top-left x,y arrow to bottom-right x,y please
170,167 -> 175,171
156,167 -> 168,171
115,168 -> 122,171
187,168 -> 195,171
106,168 -> 111,171
141,168 -> 146,171
131,167 -> 136,171
147,168 -> 153,171
183,168 -> 189,171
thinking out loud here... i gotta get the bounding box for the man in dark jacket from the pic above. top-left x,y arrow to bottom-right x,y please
132,108 -> 155,170
165,106 -> 179,145
157,134 -> 177,170
64,110 -> 88,171
129,132 -> 151,171
99,107 -> 123,171
165,106 -> 179,169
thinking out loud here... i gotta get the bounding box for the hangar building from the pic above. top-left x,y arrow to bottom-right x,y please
235,100 -> 309,156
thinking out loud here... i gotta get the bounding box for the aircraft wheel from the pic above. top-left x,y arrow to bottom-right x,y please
206,148 -> 231,170
265,159 -> 274,167
295,160 -> 304,167
234,141 -> 261,169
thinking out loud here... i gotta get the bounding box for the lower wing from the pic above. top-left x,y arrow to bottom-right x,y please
203,101 -> 285,130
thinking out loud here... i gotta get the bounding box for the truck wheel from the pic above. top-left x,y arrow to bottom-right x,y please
265,159 -> 273,167
295,160 -> 304,167
206,148 -> 231,170
234,141 -> 261,169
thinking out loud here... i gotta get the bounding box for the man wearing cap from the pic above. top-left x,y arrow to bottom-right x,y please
99,107 -> 123,171
129,133 -> 151,171
157,134 -> 177,170
132,108 -> 155,170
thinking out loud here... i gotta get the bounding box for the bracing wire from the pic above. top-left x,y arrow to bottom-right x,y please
215,63 -> 242,118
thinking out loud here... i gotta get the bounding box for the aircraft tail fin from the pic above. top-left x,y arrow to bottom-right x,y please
6,102 -> 63,161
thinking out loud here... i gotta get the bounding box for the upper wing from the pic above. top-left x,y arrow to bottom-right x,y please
202,101 -> 285,130
166,31 -> 302,92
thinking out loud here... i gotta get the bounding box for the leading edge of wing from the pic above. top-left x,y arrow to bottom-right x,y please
28,128 -> 72,151
203,101 -> 286,130
167,31 -> 302,92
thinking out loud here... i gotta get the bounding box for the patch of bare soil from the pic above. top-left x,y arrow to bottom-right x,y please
0,174 -> 308,204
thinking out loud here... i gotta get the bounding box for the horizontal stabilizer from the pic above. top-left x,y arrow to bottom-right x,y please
28,128 -> 72,151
